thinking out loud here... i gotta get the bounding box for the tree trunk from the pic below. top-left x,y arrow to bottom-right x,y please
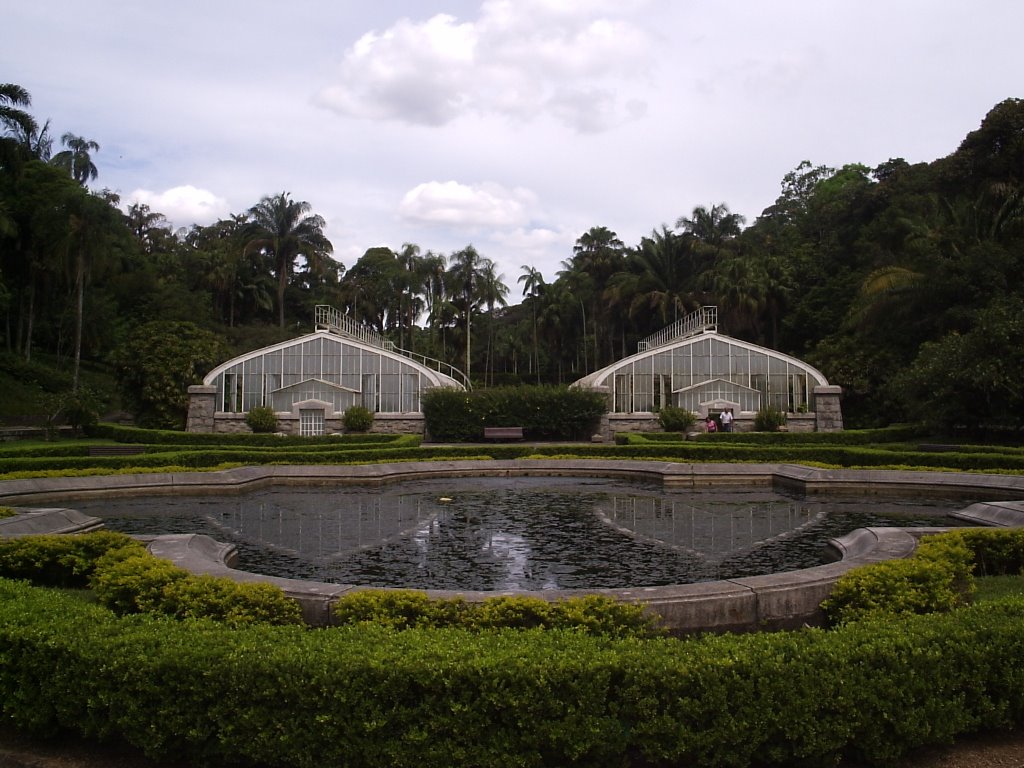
72,246 -> 85,391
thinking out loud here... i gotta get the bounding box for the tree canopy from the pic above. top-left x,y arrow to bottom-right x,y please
3,83 -> 1024,433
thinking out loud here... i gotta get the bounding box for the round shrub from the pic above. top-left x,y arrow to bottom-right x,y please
343,405 -> 373,433
657,405 -> 696,433
245,406 -> 279,433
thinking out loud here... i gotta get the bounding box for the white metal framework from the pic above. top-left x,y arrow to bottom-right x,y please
574,312 -> 829,415
204,327 -> 465,417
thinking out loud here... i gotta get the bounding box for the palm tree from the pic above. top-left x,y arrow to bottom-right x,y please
611,225 -> 698,334
51,133 -> 100,186
1,85 -> 46,171
477,258 -> 509,385
676,203 -> 745,247
245,192 -> 333,328
567,226 -> 626,368
0,83 -> 36,141
445,245 -> 509,383
125,202 -> 173,254
517,265 -> 545,383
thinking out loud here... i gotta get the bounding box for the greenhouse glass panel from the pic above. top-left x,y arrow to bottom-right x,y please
362,374 -> 379,411
692,339 -> 710,378
614,373 -> 631,413
634,368 -> 654,411
341,343 -> 361,391
302,339 -> 321,379
283,345 -> 301,384
323,341 -> 341,380
402,373 -> 419,412
672,347 -> 690,391
710,338 -> 731,378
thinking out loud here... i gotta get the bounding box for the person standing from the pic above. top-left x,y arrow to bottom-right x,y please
721,408 -> 734,432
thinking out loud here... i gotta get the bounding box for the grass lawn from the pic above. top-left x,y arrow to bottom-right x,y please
974,574 -> 1024,603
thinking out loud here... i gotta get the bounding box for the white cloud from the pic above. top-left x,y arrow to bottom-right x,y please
398,180 -> 536,229
315,2 -> 652,132
125,186 -> 231,230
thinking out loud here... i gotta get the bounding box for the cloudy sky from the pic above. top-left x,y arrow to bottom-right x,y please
5,1 -> 1022,298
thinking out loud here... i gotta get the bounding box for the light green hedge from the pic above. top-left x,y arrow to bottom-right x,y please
823,529 -> 1024,626
0,532 -> 302,626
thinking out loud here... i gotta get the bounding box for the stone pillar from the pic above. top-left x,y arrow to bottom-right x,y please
186,385 -> 218,433
813,385 -> 843,432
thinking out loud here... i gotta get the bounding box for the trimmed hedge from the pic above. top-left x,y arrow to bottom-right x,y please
85,422 -> 415,447
2,578 -> 1024,767
9,439 -> 1024,475
333,590 -> 664,638
822,529 -> 1024,627
0,532 -> 302,626
423,385 -> 605,441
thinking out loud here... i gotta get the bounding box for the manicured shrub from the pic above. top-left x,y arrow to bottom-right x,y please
332,589 -> 470,629
657,405 -> 696,433
754,406 -> 786,432
943,528 -> 1024,576
244,405 -> 279,433
3,578 -> 1024,768
89,546 -> 189,614
422,384 -> 606,441
89,547 -> 301,626
822,531 -> 979,626
332,590 -> 663,638
0,531 -> 143,587
342,405 -> 373,432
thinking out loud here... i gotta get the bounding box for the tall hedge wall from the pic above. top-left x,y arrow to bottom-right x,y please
422,385 -> 606,442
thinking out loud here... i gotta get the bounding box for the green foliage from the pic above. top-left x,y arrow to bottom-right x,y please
893,296 -> 1024,434
822,531 -> 979,626
0,506 -> 16,518
657,405 -> 696,432
0,531 -> 142,587
754,406 -> 787,432
332,590 -> 664,638
423,385 -> 606,441
54,387 -> 100,434
0,530 -> 301,626
3,577 -> 1024,767
244,405 -> 279,433
332,589 -> 470,629
934,528 -> 1024,577
89,546 -> 302,626
342,404 -> 373,433
112,320 -> 225,430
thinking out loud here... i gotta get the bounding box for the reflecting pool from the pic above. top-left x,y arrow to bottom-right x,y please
66,476 -> 971,591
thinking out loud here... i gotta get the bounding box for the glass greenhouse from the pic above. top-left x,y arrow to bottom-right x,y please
573,307 -> 834,419
190,306 -> 465,436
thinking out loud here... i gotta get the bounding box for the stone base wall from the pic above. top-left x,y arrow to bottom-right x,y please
600,409 -> 830,441
191,410 -> 425,437
814,386 -> 844,432
186,385 -> 218,433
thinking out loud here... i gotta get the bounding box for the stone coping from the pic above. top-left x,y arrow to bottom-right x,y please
3,460 -> 1024,634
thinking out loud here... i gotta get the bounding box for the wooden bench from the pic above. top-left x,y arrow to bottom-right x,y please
482,426 -> 524,441
87,445 -> 147,456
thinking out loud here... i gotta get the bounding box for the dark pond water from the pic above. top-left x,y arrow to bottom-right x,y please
64,476 -> 973,591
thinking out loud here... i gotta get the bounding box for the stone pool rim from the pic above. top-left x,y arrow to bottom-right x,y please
2,459 -> 1024,634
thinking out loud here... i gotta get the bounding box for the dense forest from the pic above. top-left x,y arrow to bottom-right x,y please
2,83 -> 1023,431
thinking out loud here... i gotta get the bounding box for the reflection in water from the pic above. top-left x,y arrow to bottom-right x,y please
65,477 -> 970,591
